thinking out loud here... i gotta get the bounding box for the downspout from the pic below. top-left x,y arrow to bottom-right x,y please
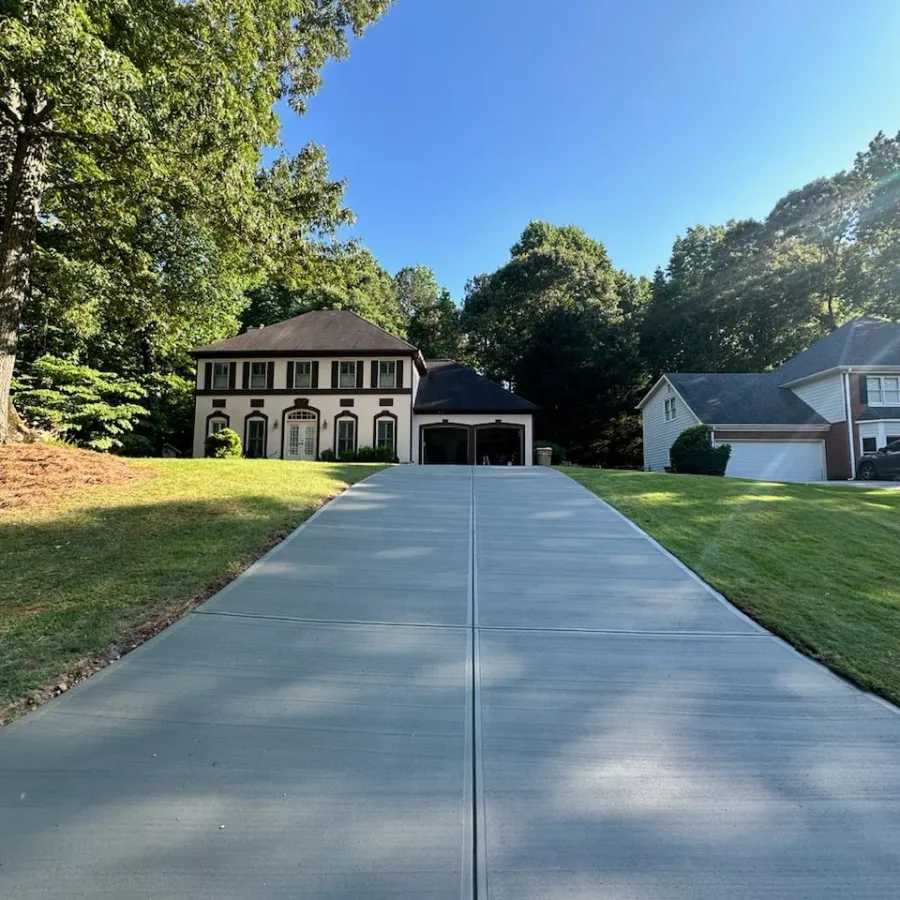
843,370 -> 856,479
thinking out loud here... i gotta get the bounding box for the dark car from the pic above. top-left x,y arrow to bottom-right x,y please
857,441 -> 900,480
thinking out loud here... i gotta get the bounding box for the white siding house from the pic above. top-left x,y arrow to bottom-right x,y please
639,378 -> 700,472
790,373 -> 846,422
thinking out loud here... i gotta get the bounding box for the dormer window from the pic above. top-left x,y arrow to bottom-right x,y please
212,362 -> 230,390
867,376 -> 900,406
249,362 -> 268,390
664,398 -> 677,421
378,360 -> 396,389
339,361 -> 357,389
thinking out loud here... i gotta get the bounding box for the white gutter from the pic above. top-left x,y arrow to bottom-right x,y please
844,370 -> 856,479
781,364 -> 900,388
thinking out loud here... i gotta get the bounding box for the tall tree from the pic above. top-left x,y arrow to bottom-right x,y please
463,221 -> 648,464
394,265 -> 463,359
0,0 -> 393,442
242,245 -> 405,334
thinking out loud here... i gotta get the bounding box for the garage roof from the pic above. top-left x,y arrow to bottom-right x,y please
667,373 -> 828,425
414,361 -> 539,414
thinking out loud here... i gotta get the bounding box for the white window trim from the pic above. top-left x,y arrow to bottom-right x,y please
249,361 -> 268,390
376,418 -> 395,449
294,361 -> 312,389
867,375 -> 900,406
664,398 -> 678,422
208,417 -> 228,435
337,418 -> 356,453
378,360 -> 396,389
212,362 -> 230,390
339,361 -> 357,389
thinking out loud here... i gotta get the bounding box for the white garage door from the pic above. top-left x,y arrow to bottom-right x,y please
716,440 -> 825,482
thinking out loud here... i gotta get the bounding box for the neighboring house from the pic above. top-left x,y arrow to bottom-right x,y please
638,317 -> 900,482
190,310 -> 537,465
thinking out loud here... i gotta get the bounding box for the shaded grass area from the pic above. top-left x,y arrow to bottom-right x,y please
0,458 -> 385,714
564,468 -> 900,706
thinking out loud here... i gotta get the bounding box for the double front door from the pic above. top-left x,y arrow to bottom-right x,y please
285,411 -> 317,460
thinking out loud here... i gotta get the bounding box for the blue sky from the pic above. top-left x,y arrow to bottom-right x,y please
283,0 -> 900,299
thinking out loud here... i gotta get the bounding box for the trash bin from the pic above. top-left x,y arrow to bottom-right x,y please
535,446 -> 553,467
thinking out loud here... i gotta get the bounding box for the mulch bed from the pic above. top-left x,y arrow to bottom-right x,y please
0,444 -> 146,512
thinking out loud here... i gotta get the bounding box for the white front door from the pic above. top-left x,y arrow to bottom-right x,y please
285,418 -> 317,460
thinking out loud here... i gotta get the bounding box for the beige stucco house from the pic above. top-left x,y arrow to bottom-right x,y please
191,310 -> 537,465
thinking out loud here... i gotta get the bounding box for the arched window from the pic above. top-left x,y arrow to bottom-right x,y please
207,416 -> 229,435
287,409 -> 317,422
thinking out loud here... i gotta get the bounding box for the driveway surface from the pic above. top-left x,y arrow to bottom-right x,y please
2,466 -> 900,899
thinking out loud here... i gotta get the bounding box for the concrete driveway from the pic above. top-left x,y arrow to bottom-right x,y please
2,466 -> 899,899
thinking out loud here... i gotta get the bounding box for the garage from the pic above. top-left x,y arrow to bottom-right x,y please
716,439 -> 825,482
422,425 -> 470,465
420,423 -> 527,465
475,424 -> 525,466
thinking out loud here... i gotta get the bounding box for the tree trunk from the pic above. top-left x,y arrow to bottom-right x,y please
0,87 -> 51,443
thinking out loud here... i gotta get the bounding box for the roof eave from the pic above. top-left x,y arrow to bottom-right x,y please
780,364 -> 900,387
191,347 -> 421,359
709,423 -> 829,431
413,406 -> 539,415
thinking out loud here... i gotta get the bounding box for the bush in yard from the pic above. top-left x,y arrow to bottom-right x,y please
669,424 -> 731,476
356,445 -> 395,463
534,440 -> 566,465
12,356 -> 148,451
319,448 -> 336,462
338,448 -> 357,462
205,428 -> 242,458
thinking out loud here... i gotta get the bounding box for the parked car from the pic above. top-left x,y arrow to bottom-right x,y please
856,441 -> 900,480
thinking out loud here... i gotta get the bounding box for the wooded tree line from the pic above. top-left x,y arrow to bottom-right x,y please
2,4 -> 899,461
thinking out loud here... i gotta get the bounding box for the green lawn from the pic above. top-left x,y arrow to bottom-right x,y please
564,468 -> 900,706
0,458 -> 385,716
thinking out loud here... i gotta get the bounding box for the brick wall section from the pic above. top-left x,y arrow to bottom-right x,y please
825,422 -> 851,479
820,374 -> 866,480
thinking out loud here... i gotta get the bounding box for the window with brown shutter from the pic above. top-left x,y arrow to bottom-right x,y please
266,361 -> 275,389
331,361 -> 339,388
228,362 -> 237,390
396,360 -> 404,388
242,361 -> 250,389
286,361 -> 294,388
356,360 -> 364,389
311,360 -> 319,388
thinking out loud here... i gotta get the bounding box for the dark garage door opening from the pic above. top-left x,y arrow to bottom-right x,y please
423,426 -> 469,465
476,426 -> 524,466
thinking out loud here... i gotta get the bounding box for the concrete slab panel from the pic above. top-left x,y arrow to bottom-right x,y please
478,628 -> 900,900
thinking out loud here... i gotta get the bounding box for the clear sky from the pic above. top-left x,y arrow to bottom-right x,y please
282,0 -> 900,299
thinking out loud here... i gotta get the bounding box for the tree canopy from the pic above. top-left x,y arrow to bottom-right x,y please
3,5 -> 899,472
0,0 -> 393,441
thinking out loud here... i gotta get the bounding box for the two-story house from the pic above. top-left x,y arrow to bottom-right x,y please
191,309 -> 537,464
638,317 -> 900,482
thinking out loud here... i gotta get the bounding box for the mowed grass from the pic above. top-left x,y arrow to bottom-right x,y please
564,468 -> 900,706
0,457 -> 385,711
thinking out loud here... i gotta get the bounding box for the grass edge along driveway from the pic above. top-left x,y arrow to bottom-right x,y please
564,467 -> 900,708
0,458 -> 385,719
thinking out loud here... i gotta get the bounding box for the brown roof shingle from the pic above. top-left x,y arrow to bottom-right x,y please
192,310 -> 418,357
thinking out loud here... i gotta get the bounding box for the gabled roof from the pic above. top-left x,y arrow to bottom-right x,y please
414,360 -> 539,414
192,310 -> 418,357
775,317 -> 900,384
665,373 -> 828,426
